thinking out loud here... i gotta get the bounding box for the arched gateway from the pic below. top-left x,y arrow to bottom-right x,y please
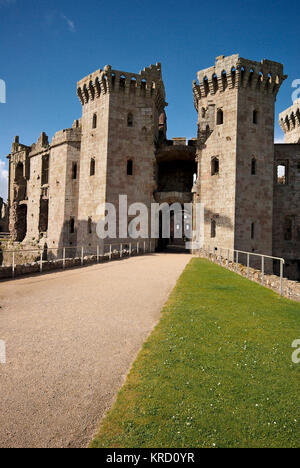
154,138 -> 197,251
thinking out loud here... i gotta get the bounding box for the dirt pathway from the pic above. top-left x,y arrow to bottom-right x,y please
0,253 -> 191,448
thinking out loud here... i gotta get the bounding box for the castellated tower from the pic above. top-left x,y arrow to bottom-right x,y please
193,54 -> 286,257
279,99 -> 300,143
76,63 -> 167,247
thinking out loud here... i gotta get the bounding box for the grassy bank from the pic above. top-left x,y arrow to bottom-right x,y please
91,258 -> 300,448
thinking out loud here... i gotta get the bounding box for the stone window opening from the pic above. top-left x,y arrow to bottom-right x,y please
211,157 -> 219,176
203,76 -> 209,95
231,67 -> 236,87
41,155 -> 49,186
253,109 -> 258,124
251,158 -> 257,175
212,73 -> 218,93
92,113 -> 97,129
70,217 -> 75,234
141,79 -> 147,96
240,66 -> 245,84
130,77 -> 137,93
251,222 -> 255,240
211,219 -> 216,238
291,112 -> 296,129
221,70 -> 227,89
285,116 -> 290,131
88,217 -> 92,234
39,198 -> 49,233
127,160 -> 133,176
72,162 -> 78,180
127,113 -> 133,127
217,109 -> 224,125
15,162 -> 24,182
90,158 -> 96,176
120,75 -> 126,91
277,163 -> 287,185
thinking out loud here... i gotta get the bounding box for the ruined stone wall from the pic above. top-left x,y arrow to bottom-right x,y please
25,137 -> 48,244
47,127 -> 81,249
273,143 -> 300,280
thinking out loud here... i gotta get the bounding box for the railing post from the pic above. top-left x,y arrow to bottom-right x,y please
247,253 -> 250,279
12,251 -> 15,279
129,243 -> 132,256
137,242 -> 139,255
219,248 -> 222,265
261,256 -> 265,285
81,247 -> 84,266
235,251 -> 239,273
213,248 -> 216,263
63,247 -> 66,269
120,244 -> 123,259
97,245 -> 99,263
280,259 -> 284,296
109,244 -> 112,261
144,241 -> 146,254
40,250 -> 43,273
227,249 -> 229,268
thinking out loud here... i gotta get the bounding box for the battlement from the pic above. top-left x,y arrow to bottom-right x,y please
279,99 -> 300,135
193,54 -> 287,110
77,63 -> 166,112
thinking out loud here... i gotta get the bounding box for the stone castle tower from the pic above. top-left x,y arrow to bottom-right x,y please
193,55 -> 286,256
76,63 -> 166,247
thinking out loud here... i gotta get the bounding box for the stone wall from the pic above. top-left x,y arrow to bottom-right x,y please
197,249 -> 300,302
273,143 -> 300,280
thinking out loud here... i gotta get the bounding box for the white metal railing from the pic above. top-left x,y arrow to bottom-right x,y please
0,240 -> 154,279
202,245 -> 285,296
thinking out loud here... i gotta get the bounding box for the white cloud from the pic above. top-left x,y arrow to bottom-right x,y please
0,160 -> 8,201
274,136 -> 285,144
61,14 -> 76,33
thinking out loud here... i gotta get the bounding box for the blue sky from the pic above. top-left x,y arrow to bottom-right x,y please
0,0 -> 299,199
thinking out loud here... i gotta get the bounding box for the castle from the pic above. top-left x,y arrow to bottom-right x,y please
6,54 -> 300,279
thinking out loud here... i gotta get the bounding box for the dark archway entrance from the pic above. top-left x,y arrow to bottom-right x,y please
16,204 -> 27,242
157,206 -> 192,252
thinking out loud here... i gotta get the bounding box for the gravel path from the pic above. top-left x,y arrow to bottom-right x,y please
0,253 -> 191,448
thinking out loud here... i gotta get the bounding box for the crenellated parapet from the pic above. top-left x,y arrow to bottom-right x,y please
279,99 -> 300,142
193,54 -> 287,111
77,63 -> 167,113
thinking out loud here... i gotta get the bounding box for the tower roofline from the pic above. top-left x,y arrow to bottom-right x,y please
193,54 -> 287,110
77,62 -> 166,113
279,99 -> 300,134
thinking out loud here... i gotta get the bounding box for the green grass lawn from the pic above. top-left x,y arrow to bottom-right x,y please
91,258 -> 300,448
